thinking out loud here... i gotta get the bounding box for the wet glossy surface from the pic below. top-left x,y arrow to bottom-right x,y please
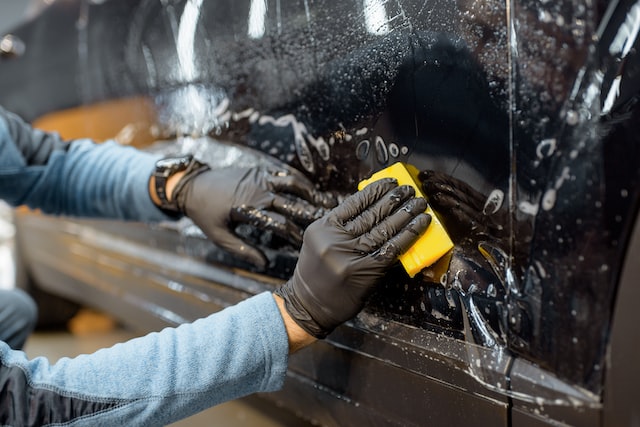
2,0 -> 640,425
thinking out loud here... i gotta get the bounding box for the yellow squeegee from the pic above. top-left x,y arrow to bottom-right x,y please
358,162 -> 454,278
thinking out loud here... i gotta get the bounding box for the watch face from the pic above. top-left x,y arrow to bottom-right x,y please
156,155 -> 193,174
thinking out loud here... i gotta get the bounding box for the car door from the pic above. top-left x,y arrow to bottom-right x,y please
3,0 -> 639,426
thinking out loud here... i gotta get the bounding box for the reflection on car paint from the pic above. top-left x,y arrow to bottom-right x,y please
152,90 -> 412,177
5,0 -> 640,420
86,0 -> 637,405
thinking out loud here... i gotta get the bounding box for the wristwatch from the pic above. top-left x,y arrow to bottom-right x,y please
153,154 -> 203,213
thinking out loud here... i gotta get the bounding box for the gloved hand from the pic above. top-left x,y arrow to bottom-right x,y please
274,178 -> 432,338
173,163 -> 337,270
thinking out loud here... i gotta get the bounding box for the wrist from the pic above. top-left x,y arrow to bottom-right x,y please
148,155 -> 209,214
149,171 -> 186,205
273,293 -> 316,353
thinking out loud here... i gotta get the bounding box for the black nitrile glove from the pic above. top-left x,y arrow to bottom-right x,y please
173,164 -> 337,270
274,178 -> 432,338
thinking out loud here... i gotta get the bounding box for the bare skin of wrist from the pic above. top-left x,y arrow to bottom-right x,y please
149,171 -> 186,206
272,294 -> 317,353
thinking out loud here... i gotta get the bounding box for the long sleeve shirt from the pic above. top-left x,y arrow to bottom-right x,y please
0,106 -> 289,426
0,106 -> 169,221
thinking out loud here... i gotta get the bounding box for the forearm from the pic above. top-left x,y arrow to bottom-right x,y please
0,107 -> 172,221
149,170 -> 186,206
0,292 -> 289,426
0,105 -> 68,165
26,140 -> 169,220
273,294 -> 316,353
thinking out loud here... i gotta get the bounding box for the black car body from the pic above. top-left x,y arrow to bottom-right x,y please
2,0 -> 640,425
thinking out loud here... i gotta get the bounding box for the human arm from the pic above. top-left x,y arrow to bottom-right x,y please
0,105 -> 171,222
0,178 -> 429,425
275,177 -> 432,338
273,293 -> 317,352
0,105 -> 336,268
272,177 -> 431,347
0,292 -> 289,427
159,155 -> 338,269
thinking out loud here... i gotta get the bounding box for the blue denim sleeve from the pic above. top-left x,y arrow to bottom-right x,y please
0,292 -> 289,426
0,108 -> 172,222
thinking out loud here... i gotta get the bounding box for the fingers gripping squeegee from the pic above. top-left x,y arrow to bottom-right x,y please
358,162 -> 454,278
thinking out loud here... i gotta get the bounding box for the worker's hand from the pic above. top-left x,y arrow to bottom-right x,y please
174,164 -> 337,270
274,178 -> 432,338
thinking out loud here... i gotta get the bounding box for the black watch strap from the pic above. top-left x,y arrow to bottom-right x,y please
153,155 -> 208,213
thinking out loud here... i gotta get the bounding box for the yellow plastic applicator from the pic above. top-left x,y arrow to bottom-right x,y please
358,162 -> 454,278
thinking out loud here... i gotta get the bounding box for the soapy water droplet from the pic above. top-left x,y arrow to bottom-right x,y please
538,9 -> 553,23
308,135 -> 330,161
486,283 -> 497,298
388,143 -> 400,158
356,139 -> 370,160
566,110 -> 579,126
375,136 -> 389,164
536,138 -> 557,159
542,189 -> 557,211
297,141 -> 314,173
483,189 -> 504,215
440,273 -> 448,286
518,200 -> 539,215
445,289 -> 456,308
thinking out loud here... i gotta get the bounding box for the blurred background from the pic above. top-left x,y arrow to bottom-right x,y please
0,0 -> 30,293
0,1 -> 30,34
